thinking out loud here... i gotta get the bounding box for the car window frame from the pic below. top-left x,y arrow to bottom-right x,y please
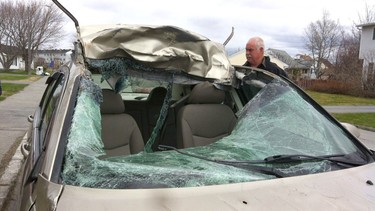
25,71 -> 66,184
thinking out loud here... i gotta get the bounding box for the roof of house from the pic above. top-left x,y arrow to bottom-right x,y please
356,22 -> 375,28
0,44 -> 22,55
267,48 -> 311,70
37,49 -> 72,54
228,48 -> 288,70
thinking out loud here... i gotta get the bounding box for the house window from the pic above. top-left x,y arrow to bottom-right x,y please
373,28 -> 375,40
12,57 -> 17,66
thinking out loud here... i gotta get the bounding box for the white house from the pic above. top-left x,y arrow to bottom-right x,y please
228,48 -> 288,69
0,54 -> 24,70
357,22 -> 375,89
0,44 -> 25,70
34,49 -> 72,69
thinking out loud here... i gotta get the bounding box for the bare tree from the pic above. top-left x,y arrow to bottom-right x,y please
304,11 -> 342,79
0,0 -> 65,73
357,3 -> 375,24
0,1 -> 20,70
333,30 -> 363,95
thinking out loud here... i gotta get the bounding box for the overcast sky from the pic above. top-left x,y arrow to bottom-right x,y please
56,0 -> 373,56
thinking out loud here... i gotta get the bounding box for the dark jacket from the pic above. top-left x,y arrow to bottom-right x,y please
244,56 -> 289,78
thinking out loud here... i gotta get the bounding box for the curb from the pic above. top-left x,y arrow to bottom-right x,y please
0,133 -> 26,210
357,125 -> 375,132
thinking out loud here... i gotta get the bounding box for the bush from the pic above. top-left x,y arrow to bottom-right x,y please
296,79 -> 375,98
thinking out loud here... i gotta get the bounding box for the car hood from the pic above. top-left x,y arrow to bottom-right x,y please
78,24 -> 232,82
40,162 -> 375,210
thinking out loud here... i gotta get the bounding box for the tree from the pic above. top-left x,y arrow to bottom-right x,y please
357,3 -> 375,24
333,30 -> 363,93
304,11 -> 342,79
0,1 -> 20,70
0,0 -> 65,73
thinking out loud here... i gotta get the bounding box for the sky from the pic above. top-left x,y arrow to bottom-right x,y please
55,0 -> 373,57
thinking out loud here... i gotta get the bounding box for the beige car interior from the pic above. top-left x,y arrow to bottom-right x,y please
99,81 -> 237,156
176,82 -> 237,148
100,89 -> 144,156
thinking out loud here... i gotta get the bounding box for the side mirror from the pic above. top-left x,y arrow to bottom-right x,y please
341,122 -> 360,138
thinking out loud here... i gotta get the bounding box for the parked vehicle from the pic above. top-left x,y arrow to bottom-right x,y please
19,1 -> 375,210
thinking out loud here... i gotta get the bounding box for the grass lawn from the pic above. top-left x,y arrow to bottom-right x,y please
305,90 -> 375,105
0,75 -> 31,80
305,91 -> 375,128
332,113 -> 375,129
0,83 -> 28,101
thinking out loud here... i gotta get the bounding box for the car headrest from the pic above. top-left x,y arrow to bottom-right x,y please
147,87 -> 167,105
100,89 -> 125,114
187,82 -> 225,104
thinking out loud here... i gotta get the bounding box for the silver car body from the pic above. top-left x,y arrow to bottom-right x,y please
19,4 -> 375,210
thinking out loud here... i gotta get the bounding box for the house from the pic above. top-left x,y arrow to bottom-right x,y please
0,44 -> 24,70
34,49 -> 72,70
357,22 -> 375,89
267,49 -> 313,80
1,45 -> 73,71
228,47 -> 320,80
228,48 -> 288,70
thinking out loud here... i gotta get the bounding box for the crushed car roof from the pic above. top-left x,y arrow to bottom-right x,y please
78,24 -> 232,82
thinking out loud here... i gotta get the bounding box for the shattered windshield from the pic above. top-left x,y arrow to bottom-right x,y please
61,76 -> 366,189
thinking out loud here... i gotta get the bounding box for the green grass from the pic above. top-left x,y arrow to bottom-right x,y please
332,113 -> 375,129
0,83 -> 28,101
305,91 -> 375,128
0,70 -> 34,75
0,75 -> 31,80
305,90 -> 375,105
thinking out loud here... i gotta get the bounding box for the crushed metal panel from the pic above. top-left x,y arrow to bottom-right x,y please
79,24 -> 231,81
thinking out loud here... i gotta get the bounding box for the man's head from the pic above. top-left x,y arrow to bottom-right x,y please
245,37 -> 265,67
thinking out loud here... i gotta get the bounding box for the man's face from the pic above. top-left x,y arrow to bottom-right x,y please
245,41 -> 263,67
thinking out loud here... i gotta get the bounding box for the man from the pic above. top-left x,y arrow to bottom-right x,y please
244,37 -> 288,78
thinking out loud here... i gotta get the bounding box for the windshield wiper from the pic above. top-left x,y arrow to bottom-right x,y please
158,145 -> 287,178
263,154 -> 365,166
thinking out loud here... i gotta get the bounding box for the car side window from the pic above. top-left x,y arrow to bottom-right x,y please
39,72 -> 65,148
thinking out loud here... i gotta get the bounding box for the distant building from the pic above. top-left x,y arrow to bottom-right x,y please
228,48 -> 317,80
0,44 -> 24,70
228,48 -> 288,70
357,22 -> 375,90
34,49 -> 72,70
1,46 -> 73,71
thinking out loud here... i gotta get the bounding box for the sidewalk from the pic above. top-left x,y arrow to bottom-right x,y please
0,77 -> 46,209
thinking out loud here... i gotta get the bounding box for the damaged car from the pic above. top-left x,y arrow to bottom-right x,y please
19,0 -> 375,210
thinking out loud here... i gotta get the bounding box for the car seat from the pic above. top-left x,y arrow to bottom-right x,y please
100,89 -> 144,156
176,82 -> 237,148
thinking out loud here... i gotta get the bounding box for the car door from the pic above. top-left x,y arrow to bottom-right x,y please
20,71 -> 66,211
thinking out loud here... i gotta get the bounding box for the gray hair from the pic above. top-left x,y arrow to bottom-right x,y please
249,37 -> 265,49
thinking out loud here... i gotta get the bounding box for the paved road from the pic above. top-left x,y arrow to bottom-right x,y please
323,105 -> 375,113
358,129 -> 375,150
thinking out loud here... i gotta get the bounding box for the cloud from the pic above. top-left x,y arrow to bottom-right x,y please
56,0 -> 372,56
